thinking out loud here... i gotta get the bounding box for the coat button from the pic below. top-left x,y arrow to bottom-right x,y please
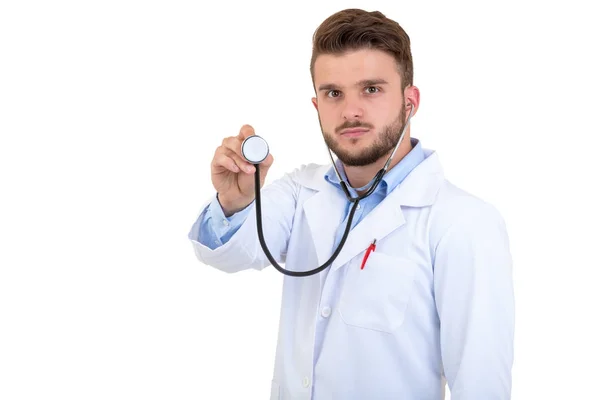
321,306 -> 331,318
302,376 -> 310,388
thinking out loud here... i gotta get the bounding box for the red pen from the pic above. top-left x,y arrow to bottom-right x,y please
360,239 -> 377,270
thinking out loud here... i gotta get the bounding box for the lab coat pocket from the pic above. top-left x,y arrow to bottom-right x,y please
338,252 -> 416,333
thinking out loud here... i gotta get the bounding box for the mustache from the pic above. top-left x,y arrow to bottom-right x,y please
335,120 -> 374,133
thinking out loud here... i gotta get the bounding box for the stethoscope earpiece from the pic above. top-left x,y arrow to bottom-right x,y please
241,135 -> 270,164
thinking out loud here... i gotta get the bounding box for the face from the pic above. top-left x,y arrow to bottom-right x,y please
311,48 -> 409,167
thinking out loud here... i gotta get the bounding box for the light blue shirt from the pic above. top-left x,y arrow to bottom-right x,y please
197,138 -> 425,250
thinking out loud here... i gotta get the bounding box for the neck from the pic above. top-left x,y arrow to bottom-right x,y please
343,136 -> 413,193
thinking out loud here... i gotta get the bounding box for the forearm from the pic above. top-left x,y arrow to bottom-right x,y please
189,172 -> 298,272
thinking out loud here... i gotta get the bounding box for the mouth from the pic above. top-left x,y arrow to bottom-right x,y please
340,128 -> 370,138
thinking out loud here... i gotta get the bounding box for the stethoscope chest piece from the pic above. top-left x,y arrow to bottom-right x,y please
241,135 -> 269,164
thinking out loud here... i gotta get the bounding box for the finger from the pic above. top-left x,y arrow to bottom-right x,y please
221,136 -> 245,159
237,124 -> 255,140
223,147 -> 255,174
212,152 -> 241,174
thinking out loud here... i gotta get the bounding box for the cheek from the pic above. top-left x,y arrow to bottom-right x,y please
369,103 -> 399,125
317,108 -> 337,127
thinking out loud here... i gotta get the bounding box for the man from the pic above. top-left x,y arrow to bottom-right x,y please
188,8 -> 515,400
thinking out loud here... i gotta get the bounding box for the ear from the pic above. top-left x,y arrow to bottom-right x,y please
404,85 -> 420,115
311,97 -> 318,111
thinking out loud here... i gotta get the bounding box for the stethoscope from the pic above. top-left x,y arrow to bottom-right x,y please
240,103 -> 415,277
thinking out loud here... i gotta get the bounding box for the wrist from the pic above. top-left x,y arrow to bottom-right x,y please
217,193 -> 253,217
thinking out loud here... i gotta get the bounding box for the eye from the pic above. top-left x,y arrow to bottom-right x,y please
327,90 -> 341,98
365,86 -> 380,94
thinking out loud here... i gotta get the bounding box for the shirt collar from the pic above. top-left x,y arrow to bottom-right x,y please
324,137 -> 425,197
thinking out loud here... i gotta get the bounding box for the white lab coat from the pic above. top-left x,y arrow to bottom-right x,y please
188,149 -> 515,400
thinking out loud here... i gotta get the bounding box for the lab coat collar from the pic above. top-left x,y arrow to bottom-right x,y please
295,148 -> 443,206
324,138 -> 425,198
295,149 -> 444,271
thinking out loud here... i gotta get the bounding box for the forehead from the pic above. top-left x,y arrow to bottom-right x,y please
313,48 -> 400,86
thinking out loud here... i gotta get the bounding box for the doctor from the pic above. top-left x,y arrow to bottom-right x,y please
188,8 -> 515,400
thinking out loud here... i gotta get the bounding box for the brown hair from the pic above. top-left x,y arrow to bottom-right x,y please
310,9 -> 413,92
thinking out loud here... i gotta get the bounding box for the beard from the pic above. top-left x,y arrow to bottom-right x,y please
320,106 -> 408,167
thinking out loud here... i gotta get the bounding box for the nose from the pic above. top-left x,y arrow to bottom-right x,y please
341,95 -> 364,120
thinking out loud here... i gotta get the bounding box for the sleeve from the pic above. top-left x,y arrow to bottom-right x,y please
187,168 -> 300,273
191,193 -> 254,250
433,204 -> 515,399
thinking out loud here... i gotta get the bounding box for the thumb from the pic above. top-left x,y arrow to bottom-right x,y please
261,153 -> 274,169
237,124 -> 256,140
258,153 -> 274,185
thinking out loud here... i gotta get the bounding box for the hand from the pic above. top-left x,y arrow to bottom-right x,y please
210,124 -> 274,216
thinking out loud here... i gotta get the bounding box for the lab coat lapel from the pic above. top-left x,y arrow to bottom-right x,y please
297,151 -> 444,272
302,185 -> 348,266
328,153 -> 444,271
329,188 -> 406,271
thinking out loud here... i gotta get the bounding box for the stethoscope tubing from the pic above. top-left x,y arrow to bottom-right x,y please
253,163 -> 361,277
249,103 -> 415,276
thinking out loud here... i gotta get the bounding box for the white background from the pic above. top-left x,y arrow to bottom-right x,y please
1,0 -> 599,398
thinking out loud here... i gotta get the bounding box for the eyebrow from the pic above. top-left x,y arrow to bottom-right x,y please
318,79 -> 389,92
